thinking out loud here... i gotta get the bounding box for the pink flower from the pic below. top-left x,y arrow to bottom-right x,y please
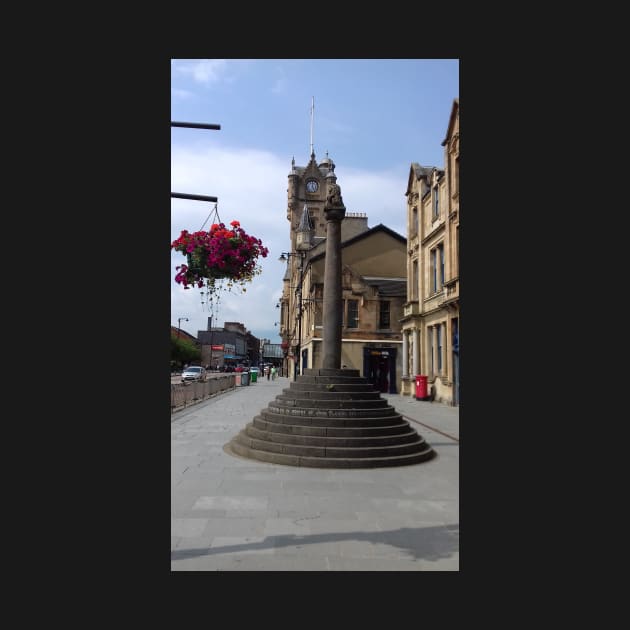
171,220 -> 269,289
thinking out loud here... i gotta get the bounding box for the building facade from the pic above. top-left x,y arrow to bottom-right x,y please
278,151 -> 407,392
261,342 -> 284,370
400,98 -> 459,405
197,319 -> 261,369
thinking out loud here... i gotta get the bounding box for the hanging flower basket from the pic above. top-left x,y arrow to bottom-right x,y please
171,221 -> 269,297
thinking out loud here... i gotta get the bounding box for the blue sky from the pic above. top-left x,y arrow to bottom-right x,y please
171,59 -> 459,346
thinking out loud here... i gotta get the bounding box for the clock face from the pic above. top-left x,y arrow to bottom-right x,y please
306,179 -> 319,193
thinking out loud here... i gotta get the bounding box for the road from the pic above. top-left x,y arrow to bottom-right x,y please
171,371 -> 263,386
171,371 -> 221,386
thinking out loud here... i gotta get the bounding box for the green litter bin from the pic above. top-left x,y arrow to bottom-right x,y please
250,370 -> 258,383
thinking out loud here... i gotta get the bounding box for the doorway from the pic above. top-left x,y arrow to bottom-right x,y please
452,318 -> 459,406
363,347 -> 397,393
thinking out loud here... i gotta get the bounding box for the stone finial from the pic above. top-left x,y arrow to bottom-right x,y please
326,182 -> 344,208
324,182 -> 345,222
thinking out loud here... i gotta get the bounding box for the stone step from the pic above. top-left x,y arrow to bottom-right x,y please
252,416 -> 411,437
274,396 -> 389,409
265,404 -> 397,419
280,388 -> 382,400
295,375 -> 371,385
287,382 -> 377,393
302,368 -> 361,377
245,423 -> 421,448
227,439 -> 436,469
233,431 -> 428,459
259,409 -> 405,427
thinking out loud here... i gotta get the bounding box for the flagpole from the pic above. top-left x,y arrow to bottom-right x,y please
310,96 -> 314,157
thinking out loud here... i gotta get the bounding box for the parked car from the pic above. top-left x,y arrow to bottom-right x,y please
181,366 -> 207,383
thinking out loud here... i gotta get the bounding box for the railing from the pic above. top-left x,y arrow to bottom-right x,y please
171,374 -> 236,414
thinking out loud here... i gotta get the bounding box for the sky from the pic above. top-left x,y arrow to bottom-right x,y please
171,59 -> 459,345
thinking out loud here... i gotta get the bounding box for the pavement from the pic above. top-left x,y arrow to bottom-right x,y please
171,374 -> 459,571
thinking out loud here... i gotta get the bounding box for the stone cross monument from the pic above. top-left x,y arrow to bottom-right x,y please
321,182 -> 346,369
226,180 -> 435,467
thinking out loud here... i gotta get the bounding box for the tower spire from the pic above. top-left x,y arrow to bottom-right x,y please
309,96 -> 314,158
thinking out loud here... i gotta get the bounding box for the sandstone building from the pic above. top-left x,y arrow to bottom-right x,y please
278,152 -> 407,392
400,98 -> 459,405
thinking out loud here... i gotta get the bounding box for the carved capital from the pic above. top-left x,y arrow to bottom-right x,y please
324,206 -> 346,221
324,182 -> 345,220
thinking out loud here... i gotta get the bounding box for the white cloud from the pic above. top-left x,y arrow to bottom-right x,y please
171,142 -> 409,344
173,60 -> 228,85
171,88 -> 194,100
271,77 -> 287,94
320,115 -> 354,136
337,167 -> 408,236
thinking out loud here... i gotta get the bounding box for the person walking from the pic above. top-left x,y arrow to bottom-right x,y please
265,365 -> 270,380
271,365 -> 277,380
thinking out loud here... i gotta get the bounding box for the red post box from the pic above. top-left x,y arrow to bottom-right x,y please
415,375 -> 428,400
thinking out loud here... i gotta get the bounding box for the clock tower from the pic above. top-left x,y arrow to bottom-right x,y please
287,151 -> 337,252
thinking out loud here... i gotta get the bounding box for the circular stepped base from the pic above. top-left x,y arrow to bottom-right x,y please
225,368 -> 436,468
226,439 -> 435,468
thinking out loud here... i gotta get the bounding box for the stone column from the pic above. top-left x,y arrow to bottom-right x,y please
322,183 -> 346,369
440,321 -> 446,377
402,330 -> 409,378
412,327 -> 420,377
427,326 -> 437,378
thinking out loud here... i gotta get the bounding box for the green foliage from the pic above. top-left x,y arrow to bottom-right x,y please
171,333 -> 201,368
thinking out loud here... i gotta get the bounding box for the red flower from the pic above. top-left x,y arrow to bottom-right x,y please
171,221 -> 269,291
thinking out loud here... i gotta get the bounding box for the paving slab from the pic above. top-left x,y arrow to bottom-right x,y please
171,375 -> 459,571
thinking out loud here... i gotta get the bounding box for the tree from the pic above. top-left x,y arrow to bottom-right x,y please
171,333 -> 201,369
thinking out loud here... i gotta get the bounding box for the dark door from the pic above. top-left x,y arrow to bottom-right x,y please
378,356 -> 390,393
452,319 -> 459,406
301,348 -> 308,374
363,347 -> 397,394
367,354 -> 389,393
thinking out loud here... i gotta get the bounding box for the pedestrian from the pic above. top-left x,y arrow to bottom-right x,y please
266,365 -> 270,380
271,366 -> 277,380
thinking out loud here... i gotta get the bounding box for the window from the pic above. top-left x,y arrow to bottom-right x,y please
379,301 -> 390,329
431,243 -> 445,294
411,207 -> 418,236
428,327 -> 434,375
314,304 -> 322,328
433,186 -> 439,219
347,299 -> 359,328
412,259 -> 418,300
452,318 -> 459,353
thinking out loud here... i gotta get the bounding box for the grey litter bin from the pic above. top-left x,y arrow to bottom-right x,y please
241,371 -> 249,386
